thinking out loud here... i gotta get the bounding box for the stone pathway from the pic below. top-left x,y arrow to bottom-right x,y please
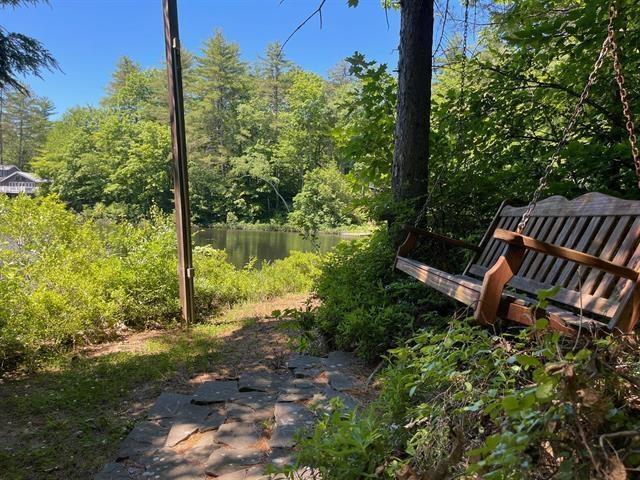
96,352 -> 363,479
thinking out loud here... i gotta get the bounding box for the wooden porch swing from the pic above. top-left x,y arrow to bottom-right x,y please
395,5 -> 640,335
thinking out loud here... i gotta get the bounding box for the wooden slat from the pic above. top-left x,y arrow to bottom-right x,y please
554,216 -> 603,287
477,216 -> 511,266
483,216 -> 520,268
594,217 -> 640,298
469,264 -> 619,318
493,228 -> 638,282
402,225 -> 480,251
519,217 -> 553,276
395,257 -> 481,306
532,217 -> 577,282
582,216 -> 630,295
567,216 -> 616,291
542,217 -> 588,285
501,192 -> 640,217
464,200 -> 509,276
523,217 -> 566,279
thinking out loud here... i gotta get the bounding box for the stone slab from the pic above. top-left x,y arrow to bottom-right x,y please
238,371 -> 285,392
214,421 -> 260,449
94,462 -> 132,480
215,465 -> 267,480
116,421 -> 168,460
226,402 -> 274,422
165,422 -> 200,447
274,402 -> 315,428
144,448 -> 204,479
309,387 -> 359,412
286,354 -> 324,370
323,351 -> 357,369
327,370 -> 357,392
293,366 -> 324,379
192,380 -> 238,404
205,448 -> 265,476
147,392 -> 209,422
277,379 -> 318,402
231,391 -> 277,410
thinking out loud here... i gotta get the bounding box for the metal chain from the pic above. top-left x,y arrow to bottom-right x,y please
414,0 -> 471,228
516,19 -> 614,233
518,3 -> 640,232
608,4 -> 640,188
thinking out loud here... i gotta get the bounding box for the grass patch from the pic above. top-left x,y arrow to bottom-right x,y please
0,295 -> 302,480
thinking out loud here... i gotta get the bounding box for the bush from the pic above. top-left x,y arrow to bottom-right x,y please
312,229 -> 449,360
288,165 -> 362,236
0,195 -> 320,371
291,320 -> 640,479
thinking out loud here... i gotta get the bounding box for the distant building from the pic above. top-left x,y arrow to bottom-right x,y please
0,165 -> 46,195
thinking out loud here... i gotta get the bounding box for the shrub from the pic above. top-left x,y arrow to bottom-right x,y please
291,320 -> 640,479
0,195 -> 320,371
312,229 -> 449,360
288,165 -> 362,236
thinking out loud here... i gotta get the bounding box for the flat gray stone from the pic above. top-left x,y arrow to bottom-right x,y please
205,448 -> 264,476
268,448 -> 295,468
215,466 -> 267,480
272,402 -> 316,446
192,380 -> 238,404
214,421 -> 260,449
309,387 -> 359,412
239,371 -> 285,392
323,351 -> 356,369
144,448 -> 204,479
148,392 -> 208,421
226,402 -> 273,422
286,354 -> 324,370
199,409 -> 227,431
274,402 -> 315,428
231,391 -> 277,410
293,366 -> 324,379
269,424 -> 299,449
327,370 -> 357,392
94,462 -> 131,480
277,379 -> 318,402
165,422 -> 200,447
116,421 -> 168,460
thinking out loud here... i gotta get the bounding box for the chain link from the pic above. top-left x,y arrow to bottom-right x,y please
517,3 -> 640,233
608,4 -> 640,189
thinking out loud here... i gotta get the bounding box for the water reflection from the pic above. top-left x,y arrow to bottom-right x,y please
193,228 -> 354,268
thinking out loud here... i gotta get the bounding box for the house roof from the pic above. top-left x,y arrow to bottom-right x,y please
0,171 -> 44,184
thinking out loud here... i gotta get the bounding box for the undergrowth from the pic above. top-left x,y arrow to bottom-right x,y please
0,195 -> 320,371
312,228 -> 452,360
289,320 -> 640,479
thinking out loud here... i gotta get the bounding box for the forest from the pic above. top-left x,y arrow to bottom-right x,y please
3,0 -> 640,479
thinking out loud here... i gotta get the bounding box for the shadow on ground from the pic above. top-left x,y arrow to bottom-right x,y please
0,295 -> 306,480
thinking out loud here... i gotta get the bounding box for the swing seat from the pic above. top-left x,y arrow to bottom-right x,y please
395,192 -> 640,334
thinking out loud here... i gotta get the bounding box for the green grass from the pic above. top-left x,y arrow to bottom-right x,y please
0,320 -> 233,479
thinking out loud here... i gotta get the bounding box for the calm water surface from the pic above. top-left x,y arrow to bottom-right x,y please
194,228 -> 355,268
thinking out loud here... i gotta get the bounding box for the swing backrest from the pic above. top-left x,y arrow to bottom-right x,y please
465,192 -> 640,325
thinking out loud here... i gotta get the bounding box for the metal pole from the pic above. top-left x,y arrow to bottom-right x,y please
163,0 -> 195,326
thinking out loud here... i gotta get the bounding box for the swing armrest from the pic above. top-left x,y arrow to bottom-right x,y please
493,229 -> 639,281
398,225 -> 480,258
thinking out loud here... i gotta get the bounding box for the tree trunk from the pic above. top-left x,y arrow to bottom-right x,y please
392,0 -> 434,207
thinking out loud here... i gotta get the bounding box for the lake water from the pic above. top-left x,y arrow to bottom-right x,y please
193,228 -> 356,268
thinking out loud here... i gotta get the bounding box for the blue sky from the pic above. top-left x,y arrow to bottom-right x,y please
3,0 -> 403,115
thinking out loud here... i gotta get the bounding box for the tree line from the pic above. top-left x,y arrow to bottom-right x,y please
28,34 -> 361,231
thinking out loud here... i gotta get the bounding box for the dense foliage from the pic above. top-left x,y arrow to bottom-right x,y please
29,38 -> 360,227
291,322 -> 640,479
0,195 -> 319,370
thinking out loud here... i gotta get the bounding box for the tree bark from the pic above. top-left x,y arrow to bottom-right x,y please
392,0 -> 434,206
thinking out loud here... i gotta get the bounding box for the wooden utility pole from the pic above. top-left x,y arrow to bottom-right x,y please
163,0 -> 195,326
392,0 -> 434,204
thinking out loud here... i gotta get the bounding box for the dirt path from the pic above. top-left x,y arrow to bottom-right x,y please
0,295 -> 375,480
